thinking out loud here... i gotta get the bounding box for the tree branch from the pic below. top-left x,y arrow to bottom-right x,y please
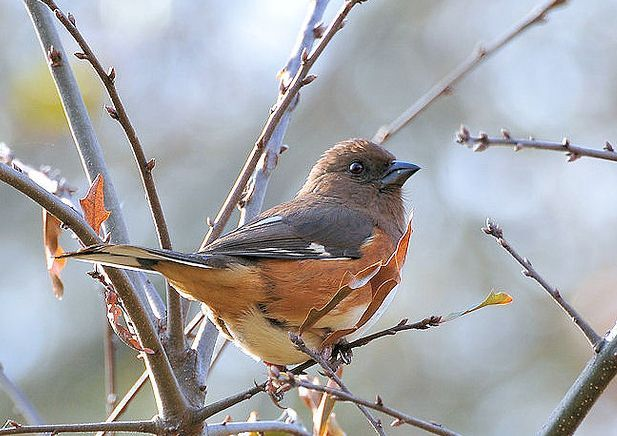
239,0 -> 329,223
98,312 -> 207,433
456,126 -> 617,163
199,0 -> 366,250
208,421 -> 310,436
192,313 -> 442,422
372,0 -> 567,144
38,0 -> 184,355
539,323 -> 617,435
482,219 -> 601,348
0,419 -> 157,435
343,316 -> 442,350
23,0 -> 164,320
293,379 -> 460,436
0,162 -> 188,419
0,363 -> 43,426
289,334 -> 387,436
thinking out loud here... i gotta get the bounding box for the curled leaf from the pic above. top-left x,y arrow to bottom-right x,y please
79,174 -> 111,234
320,220 -> 413,347
440,291 -> 513,323
43,211 -> 66,299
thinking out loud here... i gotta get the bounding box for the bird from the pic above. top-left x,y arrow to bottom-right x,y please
60,139 -> 420,366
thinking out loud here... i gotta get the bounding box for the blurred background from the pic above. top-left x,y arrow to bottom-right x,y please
1,0 -> 617,434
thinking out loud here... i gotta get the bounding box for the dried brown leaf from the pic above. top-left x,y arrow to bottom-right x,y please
42,211 -> 66,299
79,174 -> 111,234
105,288 -> 154,354
321,220 -> 413,347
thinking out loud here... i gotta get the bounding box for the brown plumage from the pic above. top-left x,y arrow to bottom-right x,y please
61,139 -> 420,365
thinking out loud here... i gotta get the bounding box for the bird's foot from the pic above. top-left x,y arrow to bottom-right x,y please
331,339 -> 353,366
264,363 -> 293,406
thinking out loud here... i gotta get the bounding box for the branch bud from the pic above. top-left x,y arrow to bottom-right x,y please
105,105 -> 119,120
302,74 -> 318,86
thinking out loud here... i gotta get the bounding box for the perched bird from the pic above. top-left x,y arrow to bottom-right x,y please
61,139 -> 420,365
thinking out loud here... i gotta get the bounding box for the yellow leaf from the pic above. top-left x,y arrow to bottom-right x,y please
441,291 -> 513,323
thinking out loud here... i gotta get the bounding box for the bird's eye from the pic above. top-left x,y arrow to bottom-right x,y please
348,161 -> 364,175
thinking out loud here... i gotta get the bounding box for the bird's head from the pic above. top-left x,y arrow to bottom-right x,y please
298,139 -> 420,232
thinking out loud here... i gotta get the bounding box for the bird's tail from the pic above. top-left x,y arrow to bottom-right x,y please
58,244 -> 212,273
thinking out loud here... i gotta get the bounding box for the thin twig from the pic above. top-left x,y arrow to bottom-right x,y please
293,379 -> 460,436
539,322 -> 617,435
344,316 -> 442,350
39,0 -> 184,351
0,419 -> 157,435
239,0 -> 329,222
289,334 -> 386,436
208,421 -> 310,436
0,363 -> 43,426
456,126 -> 617,163
103,321 -> 117,418
372,0 -> 568,144
23,0 -> 164,319
482,219 -> 601,347
199,0 -> 366,250
0,162 -> 188,419
95,371 -> 149,436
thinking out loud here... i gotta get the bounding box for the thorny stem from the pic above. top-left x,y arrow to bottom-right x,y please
456,126 -> 617,163
372,0 -> 568,144
482,219 -> 601,348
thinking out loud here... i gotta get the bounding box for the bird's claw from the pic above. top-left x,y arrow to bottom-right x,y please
332,339 -> 353,365
265,363 -> 293,406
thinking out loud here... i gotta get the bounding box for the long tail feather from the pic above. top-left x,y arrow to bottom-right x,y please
58,244 -> 212,272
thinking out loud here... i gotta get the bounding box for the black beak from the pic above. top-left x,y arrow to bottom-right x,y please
379,160 -> 421,188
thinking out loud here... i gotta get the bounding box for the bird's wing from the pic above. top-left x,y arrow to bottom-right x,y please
200,205 -> 374,260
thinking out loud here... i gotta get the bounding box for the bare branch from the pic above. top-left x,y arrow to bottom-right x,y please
372,0 -> 568,144
539,323 -> 617,435
104,322 -> 117,416
42,0 -> 184,357
0,419 -> 157,435
22,0 -> 164,319
193,313 -> 442,422
456,126 -> 617,163
208,421 -> 310,436
239,0 -> 329,223
289,334 -> 386,436
482,219 -> 601,347
38,0 -> 184,354
99,312 -> 206,432
293,379 -> 460,436
200,0 -> 366,249
96,372 -> 149,436
343,316 -> 442,350
0,162 -> 188,419
0,363 -> 43,426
